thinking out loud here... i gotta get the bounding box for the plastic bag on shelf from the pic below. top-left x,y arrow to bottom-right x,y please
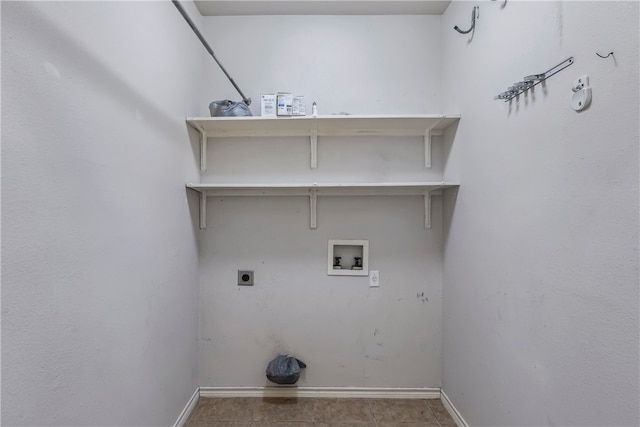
209,100 -> 252,117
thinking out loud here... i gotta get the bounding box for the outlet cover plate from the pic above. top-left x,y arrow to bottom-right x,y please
369,270 -> 380,287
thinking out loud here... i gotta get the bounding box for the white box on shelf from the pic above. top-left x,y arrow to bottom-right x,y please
261,94 -> 277,117
292,96 -> 306,116
277,92 -> 293,116
328,239 -> 369,276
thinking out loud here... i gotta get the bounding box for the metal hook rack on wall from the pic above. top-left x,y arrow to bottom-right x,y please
494,57 -> 574,102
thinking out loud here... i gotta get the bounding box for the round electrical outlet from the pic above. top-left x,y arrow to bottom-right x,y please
237,270 -> 254,286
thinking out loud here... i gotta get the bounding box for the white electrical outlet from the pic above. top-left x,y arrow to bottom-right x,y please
369,270 -> 380,287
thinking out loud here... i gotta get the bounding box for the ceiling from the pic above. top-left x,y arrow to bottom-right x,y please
193,1 -> 452,16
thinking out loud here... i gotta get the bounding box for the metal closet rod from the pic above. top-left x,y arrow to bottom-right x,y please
494,57 -> 574,101
172,0 -> 251,105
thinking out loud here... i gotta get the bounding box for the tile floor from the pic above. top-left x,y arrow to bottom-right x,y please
184,397 -> 457,427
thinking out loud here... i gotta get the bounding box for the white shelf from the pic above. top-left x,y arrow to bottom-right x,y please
187,181 -> 459,230
186,114 -> 460,171
194,1 -> 452,16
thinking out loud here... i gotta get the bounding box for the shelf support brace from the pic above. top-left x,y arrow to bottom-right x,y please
200,131 -> 207,172
424,192 -> 432,229
424,132 -> 432,169
310,129 -> 318,169
190,122 -> 208,172
309,186 -> 318,229
199,192 -> 207,230
424,118 -> 444,169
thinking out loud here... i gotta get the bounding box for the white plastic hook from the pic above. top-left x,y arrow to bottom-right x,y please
570,75 -> 591,111
572,75 -> 589,92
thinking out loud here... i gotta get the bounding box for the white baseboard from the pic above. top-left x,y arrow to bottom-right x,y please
173,388 -> 200,427
440,389 -> 469,427
199,386 -> 441,399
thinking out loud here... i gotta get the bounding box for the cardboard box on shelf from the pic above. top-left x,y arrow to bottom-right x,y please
293,96 -> 306,116
277,92 -> 293,116
261,94 -> 277,117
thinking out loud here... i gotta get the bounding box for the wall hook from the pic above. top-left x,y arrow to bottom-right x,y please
454,6 -> 479,34
596,51 -> 614,59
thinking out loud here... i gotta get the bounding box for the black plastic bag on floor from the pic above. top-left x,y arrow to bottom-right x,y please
266,355 -> 307,385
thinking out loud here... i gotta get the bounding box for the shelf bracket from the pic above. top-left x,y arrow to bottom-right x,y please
424,118 -> 444,169
309,186 -> 318,229
424,192 -> 433,229
310,128 -> 318,169
190,122 -> 208,172
199,192 -> 207,229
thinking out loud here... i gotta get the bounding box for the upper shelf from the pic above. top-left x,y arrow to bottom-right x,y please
187,114 -> 460,138
194,1 -> 452,16
187,114 -> 460,171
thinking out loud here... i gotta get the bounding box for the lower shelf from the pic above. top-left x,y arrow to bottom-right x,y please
186,181 -> 459,230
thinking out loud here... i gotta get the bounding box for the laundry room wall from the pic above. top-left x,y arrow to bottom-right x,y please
440,1 -> 639,426
197,15 -> 449,388
2,1 -> 202,425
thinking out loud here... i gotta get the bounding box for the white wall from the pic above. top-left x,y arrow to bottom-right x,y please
198,15 -> 447,387
200,15 -> 443,116
199,196 -> 445,387
440,1 -> 639,426
1,1 -> 202,425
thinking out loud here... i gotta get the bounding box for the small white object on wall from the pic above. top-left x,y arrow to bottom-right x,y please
369,270 -> 380,287
571,75 -> 592,112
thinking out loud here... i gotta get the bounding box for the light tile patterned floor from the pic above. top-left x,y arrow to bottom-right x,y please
185,397 -> 457,427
